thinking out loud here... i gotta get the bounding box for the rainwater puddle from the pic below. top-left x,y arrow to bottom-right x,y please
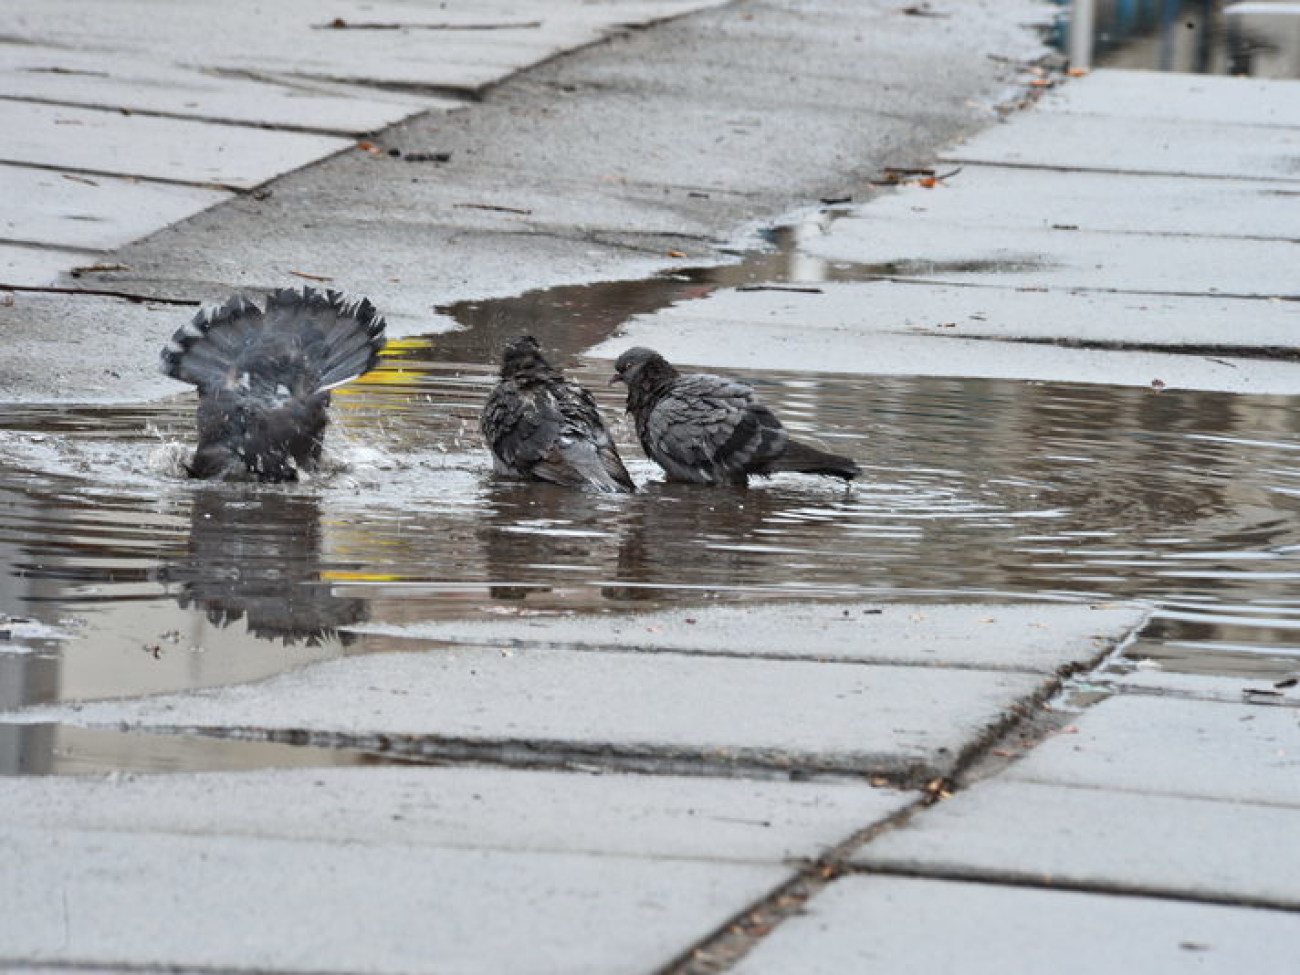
3,326 -> 1300,776
4,220 -> 1300,773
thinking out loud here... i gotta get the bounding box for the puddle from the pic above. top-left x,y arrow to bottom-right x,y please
3,331 -> 1300,762
0,723 -> 392,776
1054,0 -> 1300,77
3,187 -> 1300,777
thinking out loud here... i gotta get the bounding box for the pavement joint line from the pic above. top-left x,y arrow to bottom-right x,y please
840,863 -> 1300,916
0,156 -> 260,194
980,773 -> 1300,815
0,92 -> 410,140
0,284 -> 201,306
850,273 -> 1300,303
0,237 -> 104,255
0,958 -> 344,975
1111,682 -> 1300,710
106,723 -> 932,786
953,333 -> 1300,362
350,631 -> 1079,676
660,799 -> 935,974
663,609 -> 1152,970
802,272 -> 1300,302
936,156 -> 1300,185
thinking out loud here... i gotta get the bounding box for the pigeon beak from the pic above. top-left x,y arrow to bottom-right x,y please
610,373 -> 624,386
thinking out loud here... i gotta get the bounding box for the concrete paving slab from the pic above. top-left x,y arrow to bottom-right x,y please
0,99 -> 351,189
0,0 -> 1054,403
0,44 -> 442,134
732,874 -> 1300,974
1001,694 -> 1300,805
2,0 -> 728,93
0,244 -> 94,288
942,110 -> 1300,181
8,646 -> 1050,779
1118,671 -> 1300,708
854,779 -> 1300,908
591,280 -> 1300,352
589,284 -> 1300,393
1041,69 -> 1300,128
0,764 -> 911,863
0,162 -> 231,251
800,219 -> 1300,298
853,164 -> 1300,240
0,824 -> 781,974
350,602 -> 1146,675
0,292 -> 191,403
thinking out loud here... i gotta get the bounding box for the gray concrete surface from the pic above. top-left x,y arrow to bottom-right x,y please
731,875 -> 1300,974
0,0 -> 1048,401
1001,694 -> 1300,804
349,601 -> 1144,673
2,2 -> 1299,973
0,0 -> 725,292
857,779 -> 1300,908
11,640 -> 1054,779
0,764 -> 913,862
2,826 -> 781,974
597,66 -> 1300,393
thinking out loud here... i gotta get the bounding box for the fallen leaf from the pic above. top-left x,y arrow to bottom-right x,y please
288,270 -> 334,282
666,249 -> 687,258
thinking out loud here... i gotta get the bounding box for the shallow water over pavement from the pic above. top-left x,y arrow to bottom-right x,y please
3,329 -> 1300,776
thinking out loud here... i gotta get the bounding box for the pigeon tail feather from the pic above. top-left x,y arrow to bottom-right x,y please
768,438 -> 861,480
161,287 -> 387,481
161,288 -> 386,395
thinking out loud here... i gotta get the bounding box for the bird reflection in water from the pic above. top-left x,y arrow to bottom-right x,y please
479,480 -> 629,601
158,488 -> 367,645
601,481 -> 790,602
478,478 -> 814,605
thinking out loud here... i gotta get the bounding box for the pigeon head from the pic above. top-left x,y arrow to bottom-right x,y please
611,346 -> 676,389
498,335 -> 550,379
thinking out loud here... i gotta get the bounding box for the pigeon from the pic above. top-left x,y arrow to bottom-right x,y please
161,287 -> 387,481
611,346 -> 861,485
481,335 -> 636,493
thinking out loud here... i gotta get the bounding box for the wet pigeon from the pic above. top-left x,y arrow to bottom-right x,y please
612,346 -> 861,485
481,335 -> 635,493
161,287 -> 387,481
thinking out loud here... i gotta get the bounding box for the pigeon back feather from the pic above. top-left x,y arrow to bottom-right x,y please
615,346 -> 858,485
482,336 -> 634,494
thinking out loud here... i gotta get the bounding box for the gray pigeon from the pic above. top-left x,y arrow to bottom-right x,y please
612,346 -> 861,485
161,287 -> 387,481
481,335 -> 635,493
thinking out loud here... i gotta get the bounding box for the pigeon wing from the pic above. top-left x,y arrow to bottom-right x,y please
646,374 -> 787,482
482,381 -> 562,475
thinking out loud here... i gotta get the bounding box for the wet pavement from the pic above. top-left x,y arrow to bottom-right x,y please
3,0 -> 1300,971
3,349 -> 1300,749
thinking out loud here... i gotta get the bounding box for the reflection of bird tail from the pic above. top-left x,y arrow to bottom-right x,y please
772,438 -> 861,480
160,288 -> 387,394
